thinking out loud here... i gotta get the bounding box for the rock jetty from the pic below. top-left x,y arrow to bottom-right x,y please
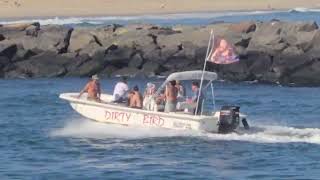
1,21 -> 320,86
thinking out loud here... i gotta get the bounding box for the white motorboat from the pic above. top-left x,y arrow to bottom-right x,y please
59,71 -> 250,134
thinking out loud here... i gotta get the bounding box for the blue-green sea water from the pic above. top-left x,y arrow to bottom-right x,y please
1,78 -> 320,179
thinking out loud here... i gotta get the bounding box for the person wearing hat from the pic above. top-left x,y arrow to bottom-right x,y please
78,74 -> 101,102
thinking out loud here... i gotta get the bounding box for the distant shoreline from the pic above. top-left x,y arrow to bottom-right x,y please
0,0 -> 320,19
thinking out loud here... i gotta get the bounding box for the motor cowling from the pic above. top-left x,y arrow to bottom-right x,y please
218,106 -> 240,133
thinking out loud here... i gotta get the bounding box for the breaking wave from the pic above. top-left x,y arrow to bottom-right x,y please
51,118 -> 320,145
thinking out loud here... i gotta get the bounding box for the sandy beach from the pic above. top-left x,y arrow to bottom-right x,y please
0,0 -> 320,19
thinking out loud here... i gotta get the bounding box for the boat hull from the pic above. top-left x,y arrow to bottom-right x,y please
60,93 -> 222,133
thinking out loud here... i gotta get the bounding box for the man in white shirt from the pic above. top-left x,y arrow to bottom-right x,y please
112,77 -> 129,103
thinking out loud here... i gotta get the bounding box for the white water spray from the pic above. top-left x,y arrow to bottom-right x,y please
51,118 -> 320,145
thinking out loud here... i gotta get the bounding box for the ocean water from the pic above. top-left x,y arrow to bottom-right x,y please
1,8 -> 320,26
1,78 -> 320,179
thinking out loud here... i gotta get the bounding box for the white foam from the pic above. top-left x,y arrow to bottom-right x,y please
51,118 -> 199,139
51,118 -> 320,145
289,7 -> 320,12
204,125 -> 320,144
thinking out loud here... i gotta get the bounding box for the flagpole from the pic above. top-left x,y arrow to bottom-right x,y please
195,29 -> 214,115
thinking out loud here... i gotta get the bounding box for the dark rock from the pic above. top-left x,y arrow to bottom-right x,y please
17,25 -> 73,54
247,53 -> 272,80
305,30 -> 320,59
105,46 -> 132,66
0,34 -> 4,41
150,27 -> 182,35
65,53 -> 91,75
68,28 -> 99,54
111,67 -> 139,77
0,56 -> 10,69
0,42 -> 17,59
66,51 -> 107,77
216,61 -> 251,81
99,65 -> 118,77
247,21 -> 285,55
25,25 -> 40,37
128,53 -> 144,68
11,46 -> 37,62
141,61 -> 163,76
229,22 -> 256,33
286,60 -> 320,85
5,52 -> 70,78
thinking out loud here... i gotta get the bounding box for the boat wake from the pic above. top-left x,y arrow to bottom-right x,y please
204,125 -> 320,144
51,118 -> 320,145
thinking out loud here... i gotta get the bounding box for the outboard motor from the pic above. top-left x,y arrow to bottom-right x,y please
218,106 -> 240,133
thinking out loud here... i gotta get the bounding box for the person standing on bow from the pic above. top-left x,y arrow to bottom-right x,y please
112,76 -> 129,103
78,74 -> 101,102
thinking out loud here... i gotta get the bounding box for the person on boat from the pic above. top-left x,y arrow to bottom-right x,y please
143,82 -> 156,108
176,80 -> 186,99
187,81 -> 204,114
112,76 -> 129,103
165,80 -> 178,113
155,89 -> 166,112
175,80 -> 186,110
78,74 -> 101,102
128,85 -> 143,109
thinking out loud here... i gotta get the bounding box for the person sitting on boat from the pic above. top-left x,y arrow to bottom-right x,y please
187,81 -> 204,115
143,82 -> 156,110
165,80 -> 178,113
155,89 -> 166,112
78,74 -> 101,102
175,80 -> 186,99
128,85 -> 143,109
112,76 -> 129,103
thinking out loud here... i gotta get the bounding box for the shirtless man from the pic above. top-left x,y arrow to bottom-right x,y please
165,80 -> 178,112
128,86 -> 143,109
78,74 -> 101,102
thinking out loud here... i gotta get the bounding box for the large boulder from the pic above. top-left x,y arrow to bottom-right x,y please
286,61 -> 320,86
10,25 -> 74,54
68,28 -> 102,55
5,52 -> 71,78
228,21 -> 256,33
0,56 -> 10,70
0,41 -> 17,59
0,34 -> 5,41
98,65 -> 118,78
11,45 -> 37,62
141,61 -> 163,76
66,51 -> 107,77
213,61 -> 251,81
0,22 -> 40,38
247,21 -> 286,55
128,53 -> 144,68
304,30 -> 320,59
